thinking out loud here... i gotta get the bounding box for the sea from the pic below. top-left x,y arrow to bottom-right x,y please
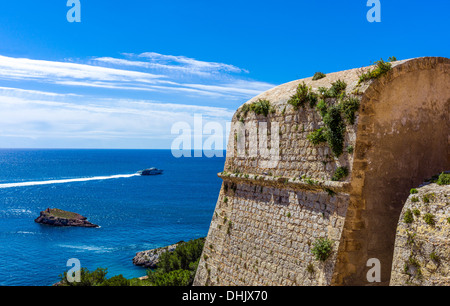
0,149 -> 225,286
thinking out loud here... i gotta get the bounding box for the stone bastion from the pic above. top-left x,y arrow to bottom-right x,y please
194,57 -> 449,286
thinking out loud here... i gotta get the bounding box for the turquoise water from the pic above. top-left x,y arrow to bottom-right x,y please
0,149 -> 224,286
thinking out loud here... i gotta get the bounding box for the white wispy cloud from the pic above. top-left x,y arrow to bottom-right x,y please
0,54 -> 275,100
94,57 -> 214,77
135,52 -> 248,74
0,55 -> 164,83
0,86 -> 81,98
0,52 -> 277,148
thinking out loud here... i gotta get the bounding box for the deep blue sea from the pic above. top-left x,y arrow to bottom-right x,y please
0,149 -> 224,286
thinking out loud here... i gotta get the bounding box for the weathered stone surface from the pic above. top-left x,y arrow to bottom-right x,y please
390,182 -> 450,286
35,208 -> 98,228
194,57 -> 450,286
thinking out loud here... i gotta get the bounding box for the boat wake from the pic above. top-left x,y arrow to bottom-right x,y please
0,173 -> 140,189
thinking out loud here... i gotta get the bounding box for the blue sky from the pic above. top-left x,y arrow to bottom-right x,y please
0,1 -> 448,148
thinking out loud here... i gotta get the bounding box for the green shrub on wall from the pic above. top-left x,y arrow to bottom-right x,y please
358,58 -> 392,84
307,128 -> 327,145
288,82 -> 319,110
311,238 -> 333,261
312,72 -> 326,81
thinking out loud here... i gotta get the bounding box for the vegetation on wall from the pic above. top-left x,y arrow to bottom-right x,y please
307,128 -> 327,145
340,97 -> 360,125
250,99 -> 275,116
312,72 -> 326,81
322,104 -> 346,157
358,58 -> 393,84
397,172 -> 450,285
436,172 -> 450,185
316,99 -> 328,117
237,98 -> 275,121
287,77 -> 360,158
403,209 -> 414,224
288,82 -> 319,110
423,213 -> 436,226
325,80 -> 347,98
332,166 -> 349,182
311,238 -> 333,262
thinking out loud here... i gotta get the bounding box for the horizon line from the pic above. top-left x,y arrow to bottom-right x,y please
0,148 -> 227,151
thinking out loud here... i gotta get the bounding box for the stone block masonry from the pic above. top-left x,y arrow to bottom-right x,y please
196,177 -> 349,286
194,57 -> 450,286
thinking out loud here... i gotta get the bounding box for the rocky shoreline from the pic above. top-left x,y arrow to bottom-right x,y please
132,241 -> 184,269
35,208 -> 99,228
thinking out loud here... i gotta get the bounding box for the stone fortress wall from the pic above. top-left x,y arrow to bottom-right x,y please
194,57 -> 449,286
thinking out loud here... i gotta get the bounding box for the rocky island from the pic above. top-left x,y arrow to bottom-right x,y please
35,208 -> 99,228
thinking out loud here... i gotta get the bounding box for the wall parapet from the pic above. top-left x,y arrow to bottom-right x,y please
218,172 -> 350,194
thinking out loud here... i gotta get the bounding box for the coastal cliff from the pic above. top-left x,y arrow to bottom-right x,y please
35,208 -> 99,228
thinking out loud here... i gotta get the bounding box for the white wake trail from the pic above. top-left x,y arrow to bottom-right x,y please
0,173 -> 140,189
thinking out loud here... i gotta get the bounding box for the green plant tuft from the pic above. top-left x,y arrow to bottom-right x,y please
422,193 -> 433,203
403,209 -> 414,224
324,188 -> 336,197
318,87 -> 329,98
288,82 -> 318,110
346,145 -> 354,154
406,230 -> 416,246
340,96 -> 360,125
239,99 -> 274,118
311,238 -> 333,262
312,72 -> 326,81
388,56 -> 398,62
250,99 -> 274,116
430,252 -> 439,262
316,99 -> 328,117
323,105 -> 346,157
358,58 -> 392,84
307,128 -> 327,145
423,213 -> 435,226
332,166 -> 349,181
410,188 -> 418,194
436,172 -> 450,185
325,80 -> 347,98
